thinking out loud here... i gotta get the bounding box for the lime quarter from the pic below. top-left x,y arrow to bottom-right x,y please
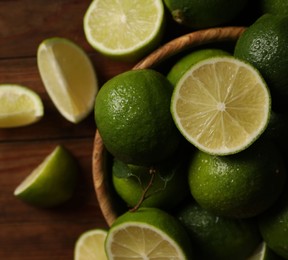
14,145 -> 78,208
37,37 -> 98,123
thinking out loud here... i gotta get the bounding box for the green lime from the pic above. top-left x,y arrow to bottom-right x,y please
259,0 -> 288,16
37,37 -> 98,123
247,242 -> 283,260
112,155 -> 189,210
188,141 -> 286,218
14,146 -> 78,208
74,229 -> 108,260
176,200 -> 261,260
167,48 -> 231,86
95,69 -> 181,165
234,14 -> 288,110
83,0 -> 165,62
163,0 -> 248,29
105,207 -> 194,259
258,186 -> 288,259
171,56 -> 271,156
0,84 -> 43,128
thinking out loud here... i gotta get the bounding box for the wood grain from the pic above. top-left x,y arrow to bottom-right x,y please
0,1 -> 134,259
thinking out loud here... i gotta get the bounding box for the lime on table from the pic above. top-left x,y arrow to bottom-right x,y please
37,37 -> 98,123
171,56 -> 271,156
105,207 -> 194,259
83,0 -> 165,62
14,145 -> 78,208
74,229 -> 108,260
188,141 -> 286,218
0,84 -> 43,128
177,201 -> 261,260
95,69 -> 181,165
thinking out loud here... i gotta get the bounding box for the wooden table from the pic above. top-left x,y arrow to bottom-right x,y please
0,1 -> 136,259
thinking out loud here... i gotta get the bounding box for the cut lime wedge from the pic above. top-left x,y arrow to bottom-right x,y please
37,37 -> 98,123
0,84 -> 43,128
14,145 -> 78,208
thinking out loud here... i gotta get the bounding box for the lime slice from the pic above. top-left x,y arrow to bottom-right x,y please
74,229 -> 108,260
83,0 -> 165,61
37,37 -> 98,123
171,56 -> 271,155
247,242 -> 281,260
14,146 -> 78,208
0,84 -> 43,128
105,208 -> 193,259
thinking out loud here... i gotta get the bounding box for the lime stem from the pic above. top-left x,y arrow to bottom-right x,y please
129,167 -> 156,212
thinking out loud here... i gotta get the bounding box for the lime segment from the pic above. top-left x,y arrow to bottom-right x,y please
171,56 -> 271,155
37,37 -> 98,123
74,229 -> 108,260
0,84 -> 43,128
14,145 -> 78,208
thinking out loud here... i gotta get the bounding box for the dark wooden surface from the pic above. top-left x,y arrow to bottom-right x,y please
0,1 -> 134,259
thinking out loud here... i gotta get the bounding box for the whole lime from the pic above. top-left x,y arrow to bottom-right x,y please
259,0 -> 288,16
176,201 -> 261,260
188,141 -> 286,218
167,48 -> 230,86
112,155 -> 189,210
95,69 -> 181,165
258,186 -> 288,259
234,14 -> 288,109
163,0 -> 248,29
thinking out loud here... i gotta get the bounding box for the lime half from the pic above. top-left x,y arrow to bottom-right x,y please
171,56 -> 271,155
37,37 -> 98,123
105,208 -> 193,259
83,0 -> 165,61
0,84 -> 43,128
74,229 -> 108,260
14,146 -> 78,208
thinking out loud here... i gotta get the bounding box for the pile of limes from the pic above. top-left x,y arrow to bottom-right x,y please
86,1 -> 288,258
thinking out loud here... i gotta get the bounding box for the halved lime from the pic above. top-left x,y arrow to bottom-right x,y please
14,145 -> 78,208
83,0 -> 165,61
74,229 -> 108,260
37,37 -> 98,123
0,84 -> 43,128
105,208 -> 193,259
171,56 -> 271,155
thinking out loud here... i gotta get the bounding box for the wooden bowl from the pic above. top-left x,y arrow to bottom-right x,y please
92,26 -> 246,227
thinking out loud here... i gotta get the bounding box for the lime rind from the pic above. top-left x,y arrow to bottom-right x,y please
0,84 -> 44,128
171,56 -> 271,156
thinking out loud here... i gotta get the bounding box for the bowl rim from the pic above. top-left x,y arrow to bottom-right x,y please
92,26 -> 246,227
